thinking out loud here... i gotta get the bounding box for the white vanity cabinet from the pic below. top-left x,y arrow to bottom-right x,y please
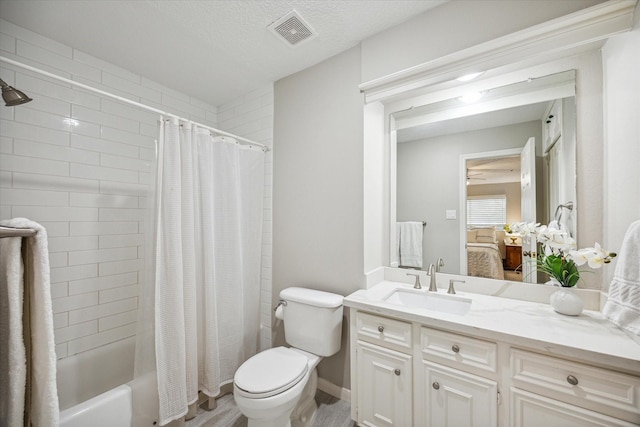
348,307 -> 640,427
354,311 -> 413,426
419,328 -> 498,427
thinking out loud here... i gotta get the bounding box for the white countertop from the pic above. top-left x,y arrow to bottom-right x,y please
344,281 -> 640,373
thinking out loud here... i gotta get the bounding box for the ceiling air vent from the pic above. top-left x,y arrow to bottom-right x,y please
268,10 -> 317,47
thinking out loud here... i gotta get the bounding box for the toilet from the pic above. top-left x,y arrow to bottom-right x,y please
233,287 -> 343,427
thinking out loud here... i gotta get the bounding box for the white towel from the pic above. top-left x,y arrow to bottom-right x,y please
397,221 -> 423,268
0,218 -> 59,426
0,231 -> 26,426
603,220 -> 640,337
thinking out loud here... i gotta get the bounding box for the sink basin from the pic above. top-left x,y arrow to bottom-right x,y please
383,288 -> 472,315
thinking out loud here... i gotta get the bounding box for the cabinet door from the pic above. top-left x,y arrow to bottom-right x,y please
510,388 -> 638,427
356,340 -> 412,427
422,361 -> 498,427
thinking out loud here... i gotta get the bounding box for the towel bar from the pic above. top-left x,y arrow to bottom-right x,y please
0,225 -> 37,238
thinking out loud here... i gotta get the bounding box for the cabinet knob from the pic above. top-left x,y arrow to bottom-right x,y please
394,369 -> 401,376
432,382 -> 440,390
548,114 -> 555,119
452,344 -> 460,353
546,119 -> 552,123
377,325 -> 384,333
567,375 -> 579,386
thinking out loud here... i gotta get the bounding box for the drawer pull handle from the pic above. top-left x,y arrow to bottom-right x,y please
377,326 -> 384,333
567,375 -> 579,386
432,382 -> 440,390
394,369 -> 401,376
452,344 -> 460,353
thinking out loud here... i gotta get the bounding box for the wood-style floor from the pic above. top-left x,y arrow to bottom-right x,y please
185,389 -> 355,427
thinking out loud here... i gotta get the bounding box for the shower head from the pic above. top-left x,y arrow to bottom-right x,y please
0,78 -> 32,106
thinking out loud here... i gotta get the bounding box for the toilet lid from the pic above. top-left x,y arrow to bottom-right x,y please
234,347 -> 309,398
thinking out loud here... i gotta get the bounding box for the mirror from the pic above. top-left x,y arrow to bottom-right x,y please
391,71 -> 576,284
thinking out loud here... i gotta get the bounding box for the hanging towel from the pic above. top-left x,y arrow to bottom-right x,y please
603,219 -> 640,337
0,218 -> 59,427
397,221 -> 423,268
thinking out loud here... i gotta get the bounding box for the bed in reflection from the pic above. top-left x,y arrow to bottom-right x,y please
467,228 -> 505,280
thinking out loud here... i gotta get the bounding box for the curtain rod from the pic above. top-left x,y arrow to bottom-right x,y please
0,56 -> 269,152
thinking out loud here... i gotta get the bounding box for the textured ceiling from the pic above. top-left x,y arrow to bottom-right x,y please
0,0 -> 446,106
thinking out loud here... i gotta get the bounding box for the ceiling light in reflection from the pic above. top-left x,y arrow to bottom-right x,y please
63,118 -> 79,127
456,72 -> 484,82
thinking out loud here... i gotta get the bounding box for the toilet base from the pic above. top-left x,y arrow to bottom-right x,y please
291,370 -> 318,427
291,399 -> 317,427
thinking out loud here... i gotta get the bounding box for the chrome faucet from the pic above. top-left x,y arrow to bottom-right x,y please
436,258 -> 445,273
407,272 -> 422,289
427,264 -> 438,292
448,279 -> 465,295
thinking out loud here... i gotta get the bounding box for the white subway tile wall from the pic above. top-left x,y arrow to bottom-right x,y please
0,19 -> 273,360
218,85 -> 274,351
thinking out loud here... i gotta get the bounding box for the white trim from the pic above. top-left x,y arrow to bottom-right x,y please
359,0 -> 636,103
317,377 -> 351,403
0,55 -> 269,152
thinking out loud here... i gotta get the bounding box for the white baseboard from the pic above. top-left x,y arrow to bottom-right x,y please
317,377 -> 351,403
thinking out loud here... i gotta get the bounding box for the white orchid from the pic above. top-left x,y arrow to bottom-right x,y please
507,221 -> 539,237
536,221 -> 576,255
568,242 -> 615,269
506,221 -> 617,287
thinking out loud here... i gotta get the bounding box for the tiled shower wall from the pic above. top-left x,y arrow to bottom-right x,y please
0,19 -> 274,359
218,86 -> 274,351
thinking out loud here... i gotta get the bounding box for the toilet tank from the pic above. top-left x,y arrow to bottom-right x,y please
280,287 -> 343,357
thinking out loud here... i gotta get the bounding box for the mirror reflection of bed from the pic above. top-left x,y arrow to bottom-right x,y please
466,227 -> 522,282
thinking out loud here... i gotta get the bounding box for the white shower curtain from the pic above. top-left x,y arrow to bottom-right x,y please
154,118 -> 264,425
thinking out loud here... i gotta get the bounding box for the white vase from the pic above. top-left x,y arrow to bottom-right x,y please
550,288 -> 583,316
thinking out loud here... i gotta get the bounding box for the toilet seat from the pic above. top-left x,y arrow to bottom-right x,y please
234,347 -> 309,398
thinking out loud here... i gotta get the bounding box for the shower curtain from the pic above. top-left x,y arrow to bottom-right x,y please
153,118 -> 264,425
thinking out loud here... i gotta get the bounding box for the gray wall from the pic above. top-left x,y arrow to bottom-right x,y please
396,121 -> 541,274
273,46 -> 364,388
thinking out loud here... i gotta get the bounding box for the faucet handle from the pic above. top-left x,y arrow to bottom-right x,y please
448,279 -> 465,295
406,272 -> 422,289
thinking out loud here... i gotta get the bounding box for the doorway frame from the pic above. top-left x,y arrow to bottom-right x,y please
459,147 -> 523,275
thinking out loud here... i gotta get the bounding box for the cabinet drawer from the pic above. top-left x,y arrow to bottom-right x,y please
356,311 -> 412,352
421,327 -> 497,374
510,387 -> 638,427
510,348 -> 640,420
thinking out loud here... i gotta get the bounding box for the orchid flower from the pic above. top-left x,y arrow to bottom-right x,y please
568,243 -> 615,268
505,222 -> 617,287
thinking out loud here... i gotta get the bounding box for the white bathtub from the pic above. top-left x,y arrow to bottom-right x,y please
60,384 -> 133,427
57,337 -> 160,427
